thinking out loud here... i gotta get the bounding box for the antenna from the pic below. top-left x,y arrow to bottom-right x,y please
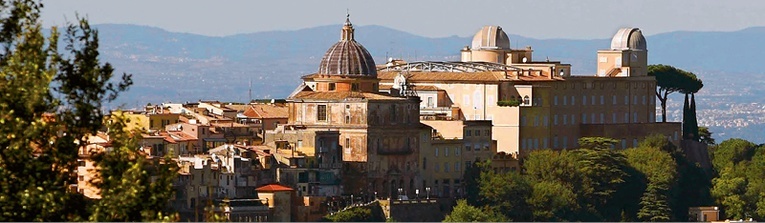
248,78 -> 252,103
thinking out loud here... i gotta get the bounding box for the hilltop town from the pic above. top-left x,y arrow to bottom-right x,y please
64,14 -> 722,221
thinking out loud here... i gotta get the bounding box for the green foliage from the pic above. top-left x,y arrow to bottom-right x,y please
578,137 -> 619,150
649,64 -> 704,122
622,146 -> 677,221
478,170 -> 532,221
711,138 -> 757,171
496,100 -> 521,107
710,139 -> 765,220
0,1 -> 175,221
463,159 -> 490,206
322,206 -> 382,222
699,126 -> 716,145
527,180 -> 579,221
443,200 -> 507,222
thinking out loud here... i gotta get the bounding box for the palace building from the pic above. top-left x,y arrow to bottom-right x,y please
378,26 -> 680,156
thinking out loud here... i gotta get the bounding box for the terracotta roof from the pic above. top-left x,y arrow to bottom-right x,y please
256,184 -> 294,192
289,91 -> 408,101
243,104 -> 289,119
378,71 -> 505,82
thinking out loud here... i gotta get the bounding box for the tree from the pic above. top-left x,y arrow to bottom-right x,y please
648,64 -> 703,122
0,1 -> 175,221
699,126 -> 716,145
463,159 -> 490,206
578,137 -> 619,150
443,200 -> 507,222
322,206 -> 383,222
527,180 -> 579,221
478,169 -> 532,221
622,146 -> 677,221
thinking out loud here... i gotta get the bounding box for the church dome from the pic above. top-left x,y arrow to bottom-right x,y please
471,26 -> 511,50
317,14 -> 377,77
610,27 -> 647,50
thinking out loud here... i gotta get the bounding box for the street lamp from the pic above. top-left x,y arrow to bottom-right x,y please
416,189 -> 420,200
426,187 -> 431,199
374,191 -> 377,200
397,188 -> 403,200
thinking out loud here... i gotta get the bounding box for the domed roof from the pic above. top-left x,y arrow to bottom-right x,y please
610,27 -> 647,50
471,26 -> 511,50
317,14 -> 377,77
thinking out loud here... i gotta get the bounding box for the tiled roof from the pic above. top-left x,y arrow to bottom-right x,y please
256,184 -> 294,192
289,91 -> 408,101
242,104 -> 289,119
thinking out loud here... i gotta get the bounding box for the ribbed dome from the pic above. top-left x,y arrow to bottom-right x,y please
471,26 -> 510,50
610,28 -> 647,50
317,14 -> 377,77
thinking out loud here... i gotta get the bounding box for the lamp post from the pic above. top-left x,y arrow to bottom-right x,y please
416,189 -> 420,200
374,191 -> 377,200
350,194 -> 354,206
397,188 -> 403,200
426,187 -> 431,200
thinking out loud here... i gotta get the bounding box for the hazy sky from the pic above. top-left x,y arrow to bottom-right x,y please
41,0 -> 765,39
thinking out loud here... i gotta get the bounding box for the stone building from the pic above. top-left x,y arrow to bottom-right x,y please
378,26 -> 681,156
270,14 -> 423,198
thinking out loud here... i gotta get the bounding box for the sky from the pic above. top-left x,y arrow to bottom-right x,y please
41,0 -> 765,39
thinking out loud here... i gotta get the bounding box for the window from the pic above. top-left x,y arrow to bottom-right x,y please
475,143 -> 482,151
624,113 -> 629,123
571,96 -> 575,105
633,112 -> 638,123
317,105 -> 327,121
563,96 -> 567,105
633,138 -> 639,147
345,115 -> 350,124
78,175 -> 84,182
554,115 -> 558,125
427,97 -> 434,108
465,144 -> 472,151
582,95 -> 587,105
351,83 -> 359,91
435,148 -> 439,157
624,95 -> 629,105
435,162 -> 440,172
612,113 -> 617,123
582,113 -> 587,124
563,136 -> 568,149
553,136 -> 559,148
466,130 -> 472,137
591,113 -> 596,123
563,115 -> 567,125
445,147 -> 449,157
455,146 -> 460,156
621,139 -> 627,149
78,160 -> 86,167
475,130 -> 480,136
612,95 -> 617,105
591,95 -> 595,105
554,96 -> 558,105
444,163 -> 450,173
571,114 -> 576,124
329,83 -> 336,91
345,138 -> 350,149
523,96 -> 530,105
633,95 -> 638,105
642,95 -> 646,105
484,130 -> 490,136
455,162 -> 461,172
600,95 -> 604,105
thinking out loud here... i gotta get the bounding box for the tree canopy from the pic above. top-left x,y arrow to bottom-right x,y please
648,64 -> 703,122
0,0 -> 176,221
